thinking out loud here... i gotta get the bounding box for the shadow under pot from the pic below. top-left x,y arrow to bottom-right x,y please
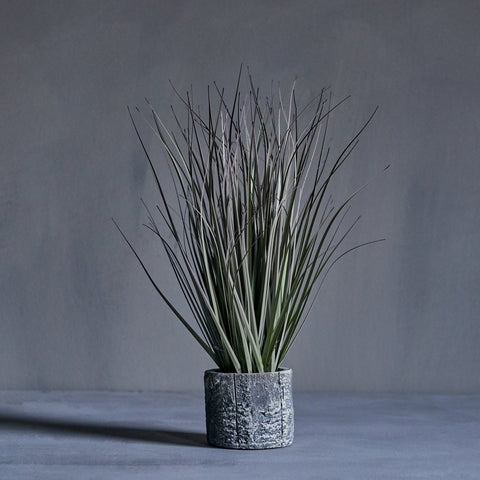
204,368 -> 294,449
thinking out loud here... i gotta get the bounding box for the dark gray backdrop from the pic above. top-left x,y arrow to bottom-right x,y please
1,0 -> 479,392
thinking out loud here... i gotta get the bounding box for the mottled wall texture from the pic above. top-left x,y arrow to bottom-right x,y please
1,0 -> 479,392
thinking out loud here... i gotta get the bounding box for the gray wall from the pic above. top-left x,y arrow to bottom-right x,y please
1,0 -> 479,392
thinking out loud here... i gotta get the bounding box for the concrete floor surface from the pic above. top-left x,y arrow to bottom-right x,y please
0,391 -> 479,479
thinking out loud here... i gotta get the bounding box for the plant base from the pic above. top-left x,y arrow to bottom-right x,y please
204,368 -> 294,449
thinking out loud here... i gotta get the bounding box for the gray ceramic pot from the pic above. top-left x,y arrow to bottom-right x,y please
204,368 -> 294,449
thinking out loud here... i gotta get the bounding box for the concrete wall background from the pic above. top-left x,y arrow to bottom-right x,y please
1,0 -> 479,392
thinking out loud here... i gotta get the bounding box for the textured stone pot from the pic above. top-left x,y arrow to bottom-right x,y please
204,368 -> 294,449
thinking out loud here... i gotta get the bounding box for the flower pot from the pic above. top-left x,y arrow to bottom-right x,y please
204,368 -> 294,449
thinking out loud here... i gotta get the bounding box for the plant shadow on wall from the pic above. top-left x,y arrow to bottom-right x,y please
114,67 -> 388,449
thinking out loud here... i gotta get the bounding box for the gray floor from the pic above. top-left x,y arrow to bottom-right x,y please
0,391 -> 478,479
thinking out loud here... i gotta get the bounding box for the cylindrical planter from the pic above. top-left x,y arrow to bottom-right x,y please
204,368 -> 294,449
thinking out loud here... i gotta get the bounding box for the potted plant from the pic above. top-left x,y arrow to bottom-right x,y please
115,69 -> 385,449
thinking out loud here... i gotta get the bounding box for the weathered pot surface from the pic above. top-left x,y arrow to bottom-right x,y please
204,368 -> 294,449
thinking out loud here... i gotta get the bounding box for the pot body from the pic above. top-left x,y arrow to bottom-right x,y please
204,368 -> 294,449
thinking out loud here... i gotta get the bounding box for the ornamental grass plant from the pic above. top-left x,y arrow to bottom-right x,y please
116,69 -> 385,373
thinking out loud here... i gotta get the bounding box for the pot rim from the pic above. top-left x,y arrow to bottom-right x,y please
205,367 -> 292,376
